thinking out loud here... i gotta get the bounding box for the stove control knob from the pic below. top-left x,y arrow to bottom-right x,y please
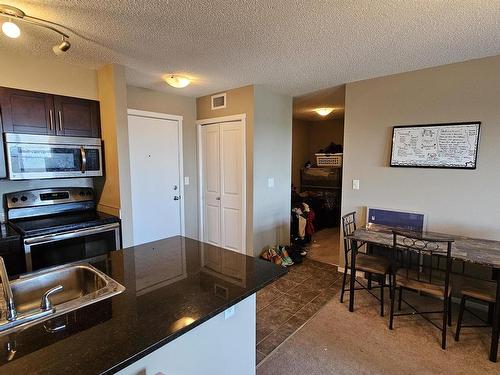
11,197 -> 18,203
20,196 -> 28,202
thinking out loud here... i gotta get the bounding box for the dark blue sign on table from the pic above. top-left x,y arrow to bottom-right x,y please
367,208 -> 425,231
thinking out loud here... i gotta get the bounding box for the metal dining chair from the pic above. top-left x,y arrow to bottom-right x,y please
455,282 -> 497,350
340,212 -> 391,316
389,230 -> 454,349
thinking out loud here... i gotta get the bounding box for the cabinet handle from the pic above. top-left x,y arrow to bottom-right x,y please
58,110 -> 63,132
49,110 -> 54,130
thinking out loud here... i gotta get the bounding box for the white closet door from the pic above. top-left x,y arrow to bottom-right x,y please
220,121 -> 245,252
202,124 -> 221,246
201,121 -> 245,253
128,115 -> 182,245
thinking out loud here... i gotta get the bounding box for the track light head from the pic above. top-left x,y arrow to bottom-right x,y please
53,38 -> 71,55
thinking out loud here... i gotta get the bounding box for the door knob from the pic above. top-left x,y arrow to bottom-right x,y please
216,197 -> 221,200
174,196 -> 181,201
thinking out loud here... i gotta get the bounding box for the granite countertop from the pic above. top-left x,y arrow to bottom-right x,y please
350,224 -> 500,269
0,236 -> 286,374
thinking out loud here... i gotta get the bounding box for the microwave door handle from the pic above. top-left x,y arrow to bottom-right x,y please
80,146 -> 87,173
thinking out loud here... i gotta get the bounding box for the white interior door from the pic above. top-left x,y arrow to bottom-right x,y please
200,120 -> 245,253
201,124 -> 221,246
220,121 -> 244,252
128,114 -> 182,245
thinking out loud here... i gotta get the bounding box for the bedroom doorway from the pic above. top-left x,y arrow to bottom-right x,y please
290,85 -> 346,266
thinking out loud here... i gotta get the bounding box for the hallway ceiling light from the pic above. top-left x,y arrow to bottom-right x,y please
314,108 -> 335,116
165,74 -> 191,88
0,4 -> 71,54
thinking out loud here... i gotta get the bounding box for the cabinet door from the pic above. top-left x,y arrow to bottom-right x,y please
0,87 -> 55,135
54,96 -> 100,137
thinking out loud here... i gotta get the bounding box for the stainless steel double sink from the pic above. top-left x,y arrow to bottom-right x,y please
0,261 -> 125,336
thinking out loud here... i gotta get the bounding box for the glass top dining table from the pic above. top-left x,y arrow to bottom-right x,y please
346,224 -> 500,362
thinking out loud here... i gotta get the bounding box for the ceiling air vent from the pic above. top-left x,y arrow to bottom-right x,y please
211,93 -> 226,110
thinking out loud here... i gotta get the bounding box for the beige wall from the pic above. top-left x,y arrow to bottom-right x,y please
197,86 -> 255,254
0,50 -> 98,99
253,86 -> 293,254
291,119 -> 310,189
127,86 -> 198,239
308,119 -> 344,161
342,55 -> 500,259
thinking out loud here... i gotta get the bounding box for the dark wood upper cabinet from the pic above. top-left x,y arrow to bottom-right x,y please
0,87 -> 101,138
54,96 -> 100,137
0,87 -> 55,135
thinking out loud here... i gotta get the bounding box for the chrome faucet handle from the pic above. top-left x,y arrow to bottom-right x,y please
40,285 -> 63,312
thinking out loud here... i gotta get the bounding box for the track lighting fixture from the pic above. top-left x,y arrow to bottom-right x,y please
0,4 -> 71,54
53,37 -> 71,55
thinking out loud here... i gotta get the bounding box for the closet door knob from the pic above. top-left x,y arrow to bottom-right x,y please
216,197 -> 221,201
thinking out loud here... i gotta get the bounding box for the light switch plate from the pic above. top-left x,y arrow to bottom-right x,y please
352,179 -> 360,190
184,177 -> 190,185
224,306 -> 235,320
268,177 -> 275,188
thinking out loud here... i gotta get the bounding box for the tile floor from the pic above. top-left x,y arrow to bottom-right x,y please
256,257 -> 343,365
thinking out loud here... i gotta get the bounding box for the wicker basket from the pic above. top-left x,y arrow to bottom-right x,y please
315,153 -> 343,167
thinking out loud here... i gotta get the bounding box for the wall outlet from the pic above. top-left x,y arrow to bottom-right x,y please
352,179 -> 360,190
268,177 -> 275,188
184,176 -> 190,185
224,306 -> 235,320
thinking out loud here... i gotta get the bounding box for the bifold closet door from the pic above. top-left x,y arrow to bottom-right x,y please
201,121 -> 245,253
202,124 -> 221,247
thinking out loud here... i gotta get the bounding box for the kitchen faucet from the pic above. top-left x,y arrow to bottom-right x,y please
0,256 -> 63,330
0,257 -> 16,321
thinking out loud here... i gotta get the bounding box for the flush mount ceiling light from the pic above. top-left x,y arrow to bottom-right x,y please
0,4 -> 71,54
164,74 -> 191,88
314,108 -> 335,116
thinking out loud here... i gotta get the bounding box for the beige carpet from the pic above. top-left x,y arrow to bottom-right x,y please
307,228 -> 340,266
257,290 -> 498,375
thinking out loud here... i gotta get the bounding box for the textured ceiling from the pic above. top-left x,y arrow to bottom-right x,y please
293,85 -> 345,121
1,1 -> 499,98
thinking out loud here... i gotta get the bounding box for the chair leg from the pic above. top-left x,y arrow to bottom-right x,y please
442,295 -> 449,350
368,273 -> 372,290
455,296 -> 466,342
389,282 -> 396,330
388,274 -> 393,299
380,278 -> 384,317
448,294 -> 452,327
339,268 -> 348,303
398,286 -> 403,311
488,302 -> 494,325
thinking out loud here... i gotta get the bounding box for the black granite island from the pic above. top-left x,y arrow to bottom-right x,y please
0,236 -> 286,374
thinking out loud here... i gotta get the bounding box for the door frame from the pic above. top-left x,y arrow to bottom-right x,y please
196,114 -> 247,253
127,109 -> 185,237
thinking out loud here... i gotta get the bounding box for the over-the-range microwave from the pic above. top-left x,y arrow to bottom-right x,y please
4,133 -> 103,180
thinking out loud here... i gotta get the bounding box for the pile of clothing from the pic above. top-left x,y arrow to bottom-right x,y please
260,245 -> 307,267
291,202 -> 315,243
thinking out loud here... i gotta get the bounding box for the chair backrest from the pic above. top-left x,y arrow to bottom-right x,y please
392,230 -> 454,291
341,212 -> 357,265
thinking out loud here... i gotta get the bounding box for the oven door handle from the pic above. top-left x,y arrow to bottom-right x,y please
24,223 -> 120,246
